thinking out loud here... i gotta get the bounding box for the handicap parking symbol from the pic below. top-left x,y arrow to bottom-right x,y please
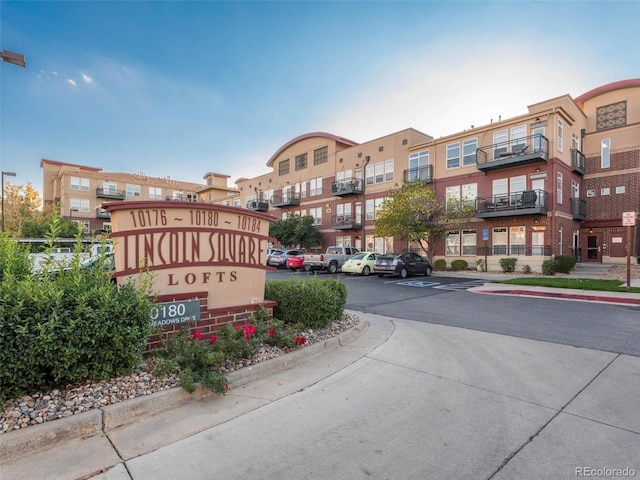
397,280 -> 440,287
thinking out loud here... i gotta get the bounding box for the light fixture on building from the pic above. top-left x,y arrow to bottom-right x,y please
1,50 -> 26,68
535,167 -> 541,173
589,228 -> 594,234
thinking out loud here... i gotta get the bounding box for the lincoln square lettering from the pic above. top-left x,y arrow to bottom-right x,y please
120,229 -> 262,277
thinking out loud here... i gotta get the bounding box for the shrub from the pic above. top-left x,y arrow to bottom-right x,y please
433,259 -> 447,271
554,255 -> 577,274
522,264 -> 532,274
265,276 -> 346,330
499,257 -> 517,273
0,226 -> 155,403
542,260 -> 556,275
450,259 -> 468,271
0,233 -> 33,281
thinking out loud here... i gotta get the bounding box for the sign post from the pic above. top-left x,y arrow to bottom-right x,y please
622,212 -> 636,288
482,229 -> 489,272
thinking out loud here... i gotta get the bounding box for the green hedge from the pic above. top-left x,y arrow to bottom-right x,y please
554,255 -> 577,274
0,237 -> 154,403
450,259 -> 468,271
433,259 -> 447,271
265,276 -> 347,330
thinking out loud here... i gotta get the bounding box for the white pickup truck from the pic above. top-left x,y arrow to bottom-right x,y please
302,246 -> 359,274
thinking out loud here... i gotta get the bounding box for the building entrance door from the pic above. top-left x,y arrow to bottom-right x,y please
585,234 -> 601,262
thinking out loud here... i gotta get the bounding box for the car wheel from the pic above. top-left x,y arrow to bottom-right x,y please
362,266 -> 370,276
328,262 -> 338,274
377,273 -> 385,278
425,266 -> 432,277
399,267 -> 408,278
303,265 -> 311,272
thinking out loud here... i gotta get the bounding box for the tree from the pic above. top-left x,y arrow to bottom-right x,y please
2,183 -> 43,237
269,215 -> 322,250
372,181 -> 476,256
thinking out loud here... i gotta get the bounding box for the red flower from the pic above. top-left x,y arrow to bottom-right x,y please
235,324 -> 242,330
268,328 -> 276,337
223,384 -> 229,390
209,334 -> 217,343
294,335 -> 306,345
192,331 -> 202,340
243,324 -> 256,341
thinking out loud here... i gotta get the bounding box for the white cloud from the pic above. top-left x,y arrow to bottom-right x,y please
66,78 -> 77,87
81,73 -> 93,84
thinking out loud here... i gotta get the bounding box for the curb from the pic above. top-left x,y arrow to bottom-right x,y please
0,318 -> 368,462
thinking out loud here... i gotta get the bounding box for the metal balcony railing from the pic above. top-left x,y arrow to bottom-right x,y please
476,134 -> 549,172
331,214 -> 362,230
475,189 -> 548,218
571,149 -> 585,175
331,177 -> 364,196
246,200 -> 269,211
571,197 -> 587,220
270,192 -> 301,207
96,187 -> 125,200
403,164 -> 433,183
476,244 -> 552,256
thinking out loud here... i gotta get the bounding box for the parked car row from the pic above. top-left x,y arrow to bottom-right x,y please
269,248 -> 432,278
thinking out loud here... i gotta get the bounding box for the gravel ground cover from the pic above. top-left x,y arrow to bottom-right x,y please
1,314 -> 360,435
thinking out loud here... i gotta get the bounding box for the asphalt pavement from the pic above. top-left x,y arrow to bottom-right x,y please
1,267 -> 639,480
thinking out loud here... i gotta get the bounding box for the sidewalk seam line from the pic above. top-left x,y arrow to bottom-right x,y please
486,353 -> 622,479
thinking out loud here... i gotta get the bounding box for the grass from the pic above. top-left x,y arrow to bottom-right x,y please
498,277 -> 640,294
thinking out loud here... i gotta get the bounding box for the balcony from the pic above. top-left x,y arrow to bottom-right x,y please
476,134 -> 549,172
403,164 -> 433,183
96,187 -> 125,200
246,200 -> 269,212
475,189 -> 548,218
571,149 -> 585,175
331,177 -> 364,196
270,192 -> 300,208
331,214 -> 362,230
571,197 -> 587,221
96,208 -> 111,219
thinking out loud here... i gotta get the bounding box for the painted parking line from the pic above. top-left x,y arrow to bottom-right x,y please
433,280 -> 486,291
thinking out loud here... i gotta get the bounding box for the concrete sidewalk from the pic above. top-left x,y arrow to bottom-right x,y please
1,309 -> 638,480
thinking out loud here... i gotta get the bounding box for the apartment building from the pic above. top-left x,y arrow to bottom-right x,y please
236,79 -> 640,267
40,159 -> 236,234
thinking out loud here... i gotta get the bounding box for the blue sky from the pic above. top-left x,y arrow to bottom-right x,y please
1,1 -> 639,198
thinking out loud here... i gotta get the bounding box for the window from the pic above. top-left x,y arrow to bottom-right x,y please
375,162 -> 383,183
309,207 -> 322,225
462,230 -> 477,255
616,186 -> 625,194
572,133 -> 579,150
446,186 -> 459,211
557,119 -> 564,153
70,176 -> 90,191
571,180 -> 579,198
601,139 -> 610,168
556,172 -> 563,204
586,189 -> 596,197
492,178 -> 508,197
126,184 -> 141,197
295,153 -> 307,171
446,142 -> 460,169
278,159 -> 290,176
408,150 -> 429,180
597,101 -> 627,130
336,169 -> 352,183
309,177 -> 322,196
461,183 -> 477,208
601,187 -> 610,196
462,139 -> 477,166
532,127 -> 545,153
492,227 -> 507,255
335,236 -> 352,247
149,187 -> 162,199
510,226 -> 525,255
314,146 -> 328,165
172,190 -> 183,200
296,181 -> 307,199
493,130 -> 508,157
365,198 -> 384,220
558,225 -> 563,256
510,176 -> 526,195
445,231 -> 460,256
510,126 -> 526,149
71,198 -> 90,213
385,159 -> 394,181
103,182 -> 118,194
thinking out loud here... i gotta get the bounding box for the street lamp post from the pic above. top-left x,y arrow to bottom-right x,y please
1,171 -> 17,232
